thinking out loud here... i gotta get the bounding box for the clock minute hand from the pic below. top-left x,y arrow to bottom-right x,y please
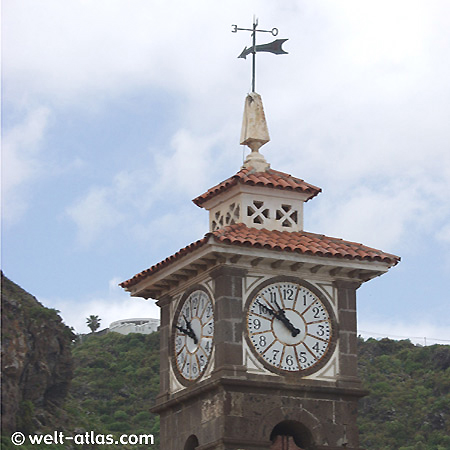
256,300 -> 276,316
273,299 -> 301,337
183,314 -> 199,344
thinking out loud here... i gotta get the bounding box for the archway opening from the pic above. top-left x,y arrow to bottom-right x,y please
184,434 -> 199,450
270,420 -> 314,450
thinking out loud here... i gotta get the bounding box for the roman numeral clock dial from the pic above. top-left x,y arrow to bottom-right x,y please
246,280 -> 336,374
172,289 -> 214,384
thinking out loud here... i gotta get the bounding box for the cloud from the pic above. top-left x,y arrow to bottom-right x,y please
44,276 -> 160,334
65,127 -> 225,247
66,186 -> 125,246
2,106 -> 51,224
5,0 -> 449,257
4,0 -> 450,346
2,0 -> 263,106
358,317 -> 450,346
307,178 -> 442,252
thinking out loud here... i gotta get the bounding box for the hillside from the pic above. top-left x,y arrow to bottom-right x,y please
1,274 -> 74,438
68,334 -> 449,450
357,338 -> 450,449
1,275 -> 449,449
69,332 -> 160,448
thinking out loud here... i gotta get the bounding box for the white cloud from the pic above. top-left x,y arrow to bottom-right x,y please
2,0 -> 264,106
308,182 -> 430,251
358,317 -> 450,346
2,106 -> 51,224
44,276 -> 160,334
4,0 -> 450,342
5,0 -> 449,255
66,186 -> 125,246
65,127 -> 225,247
437,223 -> 450,244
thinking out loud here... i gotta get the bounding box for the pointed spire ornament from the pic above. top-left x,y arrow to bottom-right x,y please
240,92 -> 270,171
233,18 -> 288,171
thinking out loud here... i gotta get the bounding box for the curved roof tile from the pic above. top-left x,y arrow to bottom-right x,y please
192,167 -> 321,207
120,223 -> 400,289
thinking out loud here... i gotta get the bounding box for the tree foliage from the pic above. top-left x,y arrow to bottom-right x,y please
3,330 -> 448,450
358,338 -> 450,449
86,315 -> 101,333
69,331 -> 160,448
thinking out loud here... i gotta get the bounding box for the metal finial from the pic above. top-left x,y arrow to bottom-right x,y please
232,17 -> 288,92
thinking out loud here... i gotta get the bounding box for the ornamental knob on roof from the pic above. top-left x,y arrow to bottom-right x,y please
240,92 -> 271,171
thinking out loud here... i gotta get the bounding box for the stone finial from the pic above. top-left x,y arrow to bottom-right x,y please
240,92 -> 270,171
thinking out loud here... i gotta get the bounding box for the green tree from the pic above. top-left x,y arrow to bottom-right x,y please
86,315 -> 101,333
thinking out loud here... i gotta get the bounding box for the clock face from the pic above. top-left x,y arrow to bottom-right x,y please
173,289 -> 214,382
246,280 -> 335,374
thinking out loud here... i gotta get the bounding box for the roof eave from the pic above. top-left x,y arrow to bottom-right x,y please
121,236 -> 397,300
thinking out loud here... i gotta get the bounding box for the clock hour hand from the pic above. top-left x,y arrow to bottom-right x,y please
273,299 -> 301,337
183,314 -> 199,344
176,324 -> 190,335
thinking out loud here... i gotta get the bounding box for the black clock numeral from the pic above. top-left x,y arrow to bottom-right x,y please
253,318 -> 261,330
285,354 -> 294,366
317,324 -> 325,336
272,349 -> 280,362
313,342 -> 320,352
313,306 -> 321,319
282,288 -> 294,301
257,302 -> 270,316
259,335 -> 267,347
298,351 -> 307,364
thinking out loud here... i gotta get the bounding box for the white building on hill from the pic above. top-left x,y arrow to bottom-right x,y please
109,318 -> 160,335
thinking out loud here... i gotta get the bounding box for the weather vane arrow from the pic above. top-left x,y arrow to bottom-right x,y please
232,17 -> 288,92
238,39 -> 288,59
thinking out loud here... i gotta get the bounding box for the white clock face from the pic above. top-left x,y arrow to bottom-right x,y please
173,289 -> 214,382
246,281 -> 334,373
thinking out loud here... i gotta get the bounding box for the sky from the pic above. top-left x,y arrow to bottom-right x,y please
2,0 -> 450,343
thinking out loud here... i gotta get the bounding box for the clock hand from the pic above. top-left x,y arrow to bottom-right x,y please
256,300 -> 276,316
183,314 -> 199,344
256,300 -> 300,337
176,324 -> 190,335
273,299 -> 301,337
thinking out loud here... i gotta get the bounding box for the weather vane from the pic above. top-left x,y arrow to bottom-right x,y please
232,17 -> 288,92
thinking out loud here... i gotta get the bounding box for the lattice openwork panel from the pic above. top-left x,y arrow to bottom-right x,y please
246,200 -> 270,225
275,204 -> 298,228
211,202 -> 240,231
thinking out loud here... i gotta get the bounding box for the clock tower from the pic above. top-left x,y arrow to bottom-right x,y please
121,92 -> 399,449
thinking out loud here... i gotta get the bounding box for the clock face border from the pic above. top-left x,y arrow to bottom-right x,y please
170,285 -> 215,386
244,276 -> 338,377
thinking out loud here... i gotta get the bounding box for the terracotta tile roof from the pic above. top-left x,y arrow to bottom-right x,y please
120,224 -> 400,289
192,167 -> 321,207
213,223 -> 400,264
120,236 -> 209,289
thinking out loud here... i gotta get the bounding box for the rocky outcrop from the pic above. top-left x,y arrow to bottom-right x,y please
1,273 -> 74,434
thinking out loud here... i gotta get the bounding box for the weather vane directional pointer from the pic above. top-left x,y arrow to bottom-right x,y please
232,17 -> 288,92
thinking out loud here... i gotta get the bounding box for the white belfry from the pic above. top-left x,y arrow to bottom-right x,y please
240,92 -> 270,171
